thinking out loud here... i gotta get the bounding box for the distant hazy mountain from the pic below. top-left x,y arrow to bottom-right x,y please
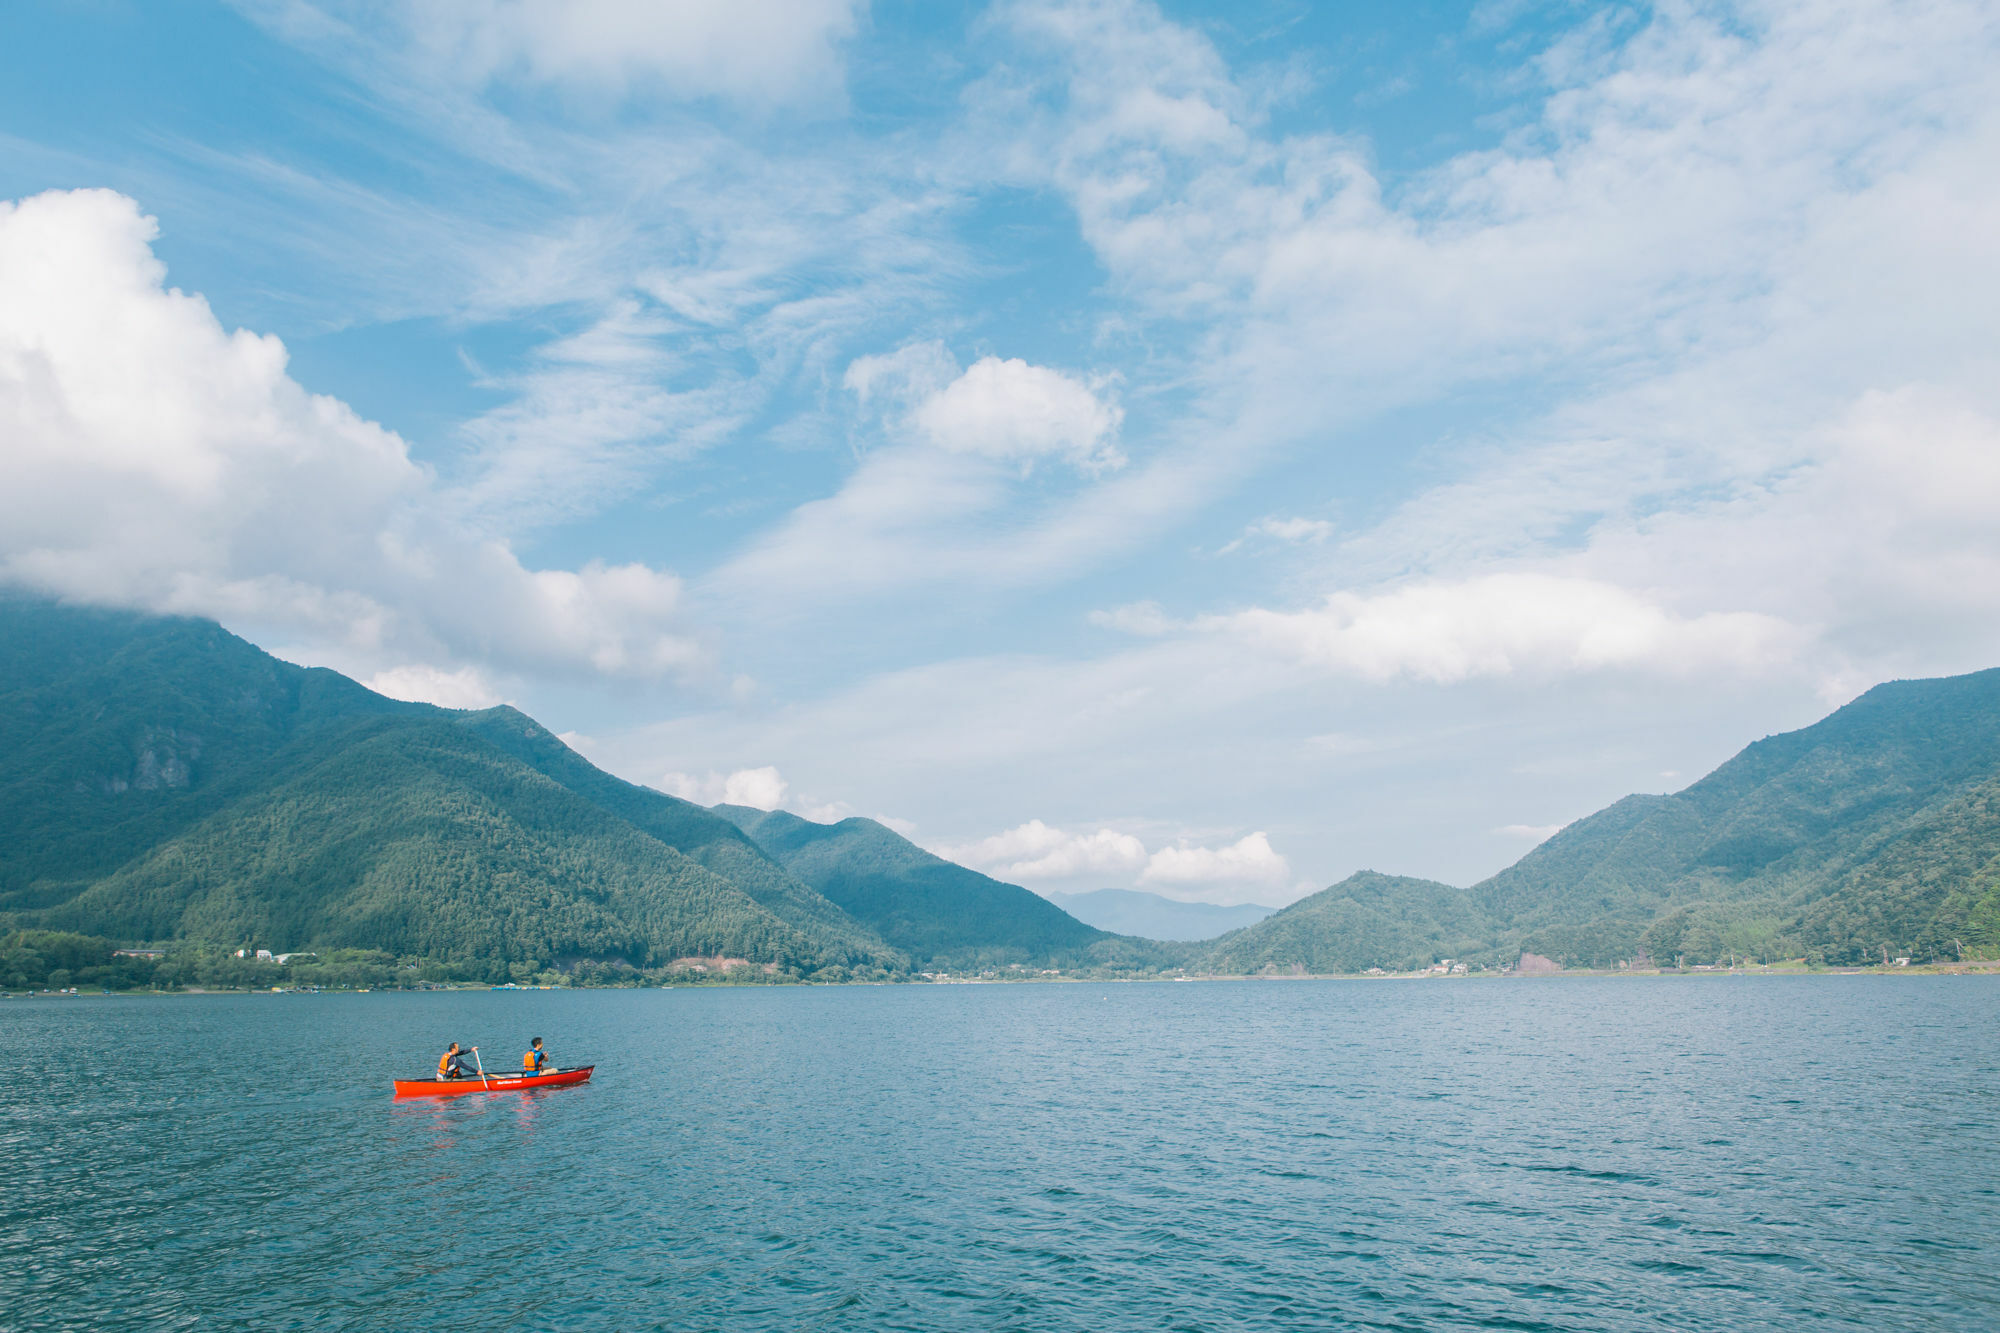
1040,889 -> 1275,941
713,805 -> 1124,967
0,597 -> 899,977
1210,668 -> 2000,971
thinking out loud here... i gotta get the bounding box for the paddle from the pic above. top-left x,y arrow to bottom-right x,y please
471,1045 -> 490,1088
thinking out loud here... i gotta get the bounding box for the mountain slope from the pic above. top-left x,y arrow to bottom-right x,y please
48,718 -> 844,967
1217,668 -> 2000,972
0,598 -> 895,975
1204,872 -> 1490,974
0,597 -> 421,907
453,708 -> 896,966
714,805 -> 1111,965
1476,668 -> 2000,964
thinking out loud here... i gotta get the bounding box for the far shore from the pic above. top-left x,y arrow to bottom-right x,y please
9,957 -> 1999,999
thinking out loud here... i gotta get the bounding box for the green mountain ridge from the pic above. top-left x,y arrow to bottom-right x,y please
9,596 -> 2000,982
454,709 -> 896,967
1204,872 -> 1489,975
0,598 -> 931,978
1210,669 -> 2000,971
712,805 -> 1123,967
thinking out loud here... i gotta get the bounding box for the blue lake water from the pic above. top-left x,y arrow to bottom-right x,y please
6,978 -> 1998,1331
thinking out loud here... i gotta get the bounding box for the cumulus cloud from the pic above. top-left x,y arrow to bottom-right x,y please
711,346 -> 1126,599
657,765 -> 850,820
660,766 -> 791,810
934,820 -> 1290,905
1138,832 -> 1291,899
844,343 -> 1125,472
363,664 -> 507,710
911,356 -> 1124,472
0,188 -> 700,683
936,820 -> 1148,881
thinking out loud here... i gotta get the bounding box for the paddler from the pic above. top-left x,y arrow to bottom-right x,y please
524,1037 -> 549,1073
437,1042 -> 476,1080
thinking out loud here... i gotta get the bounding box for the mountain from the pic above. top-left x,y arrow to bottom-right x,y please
0,597 -> 899,978
1039,889 -> 1275,941
1212,668 -> 2000,971
452,708 -> 890,966
1473,668 -> 2000,966
23,595 -> 1994,981
713,805 -> 1115,967
1204,873 -> 1489,974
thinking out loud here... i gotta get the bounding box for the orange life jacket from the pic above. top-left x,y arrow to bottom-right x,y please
525,1048 -> 544,1071
438,1051 -> 454,1079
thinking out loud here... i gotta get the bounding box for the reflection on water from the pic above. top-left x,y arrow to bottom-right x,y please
5,979 -> 1999,1331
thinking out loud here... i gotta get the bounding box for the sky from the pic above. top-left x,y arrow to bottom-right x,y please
4,0 -> 1999,908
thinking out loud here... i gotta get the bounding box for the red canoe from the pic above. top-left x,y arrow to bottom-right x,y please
392,1065 -> 594,1098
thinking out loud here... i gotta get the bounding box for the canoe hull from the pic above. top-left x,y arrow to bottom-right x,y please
392,1065 -> 594,1098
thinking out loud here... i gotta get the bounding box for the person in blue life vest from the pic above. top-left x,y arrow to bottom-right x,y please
524,1037 -> 549,1073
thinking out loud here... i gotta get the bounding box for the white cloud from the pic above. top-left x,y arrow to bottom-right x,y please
1138,832 -> 1291,900
911,356 -> 1124,472
111,0 -> 2000,906
1217,515 -> 1335,554
845,344 -> 1123,471
931,819 -> 1291,906
944,0 -> 2000,667
1495,823 -> 1562,843
712,349 -> 1126,601
1208,573 -> 1804,684
363,664 -> 507,710
657,764 -> 850,821
936,820 -> 1148,881
276,0 -> 862,105
1252,517 -> 1333,544
843,340 -> 958,408
0,188 -> 701,684
660,765 -> 790,810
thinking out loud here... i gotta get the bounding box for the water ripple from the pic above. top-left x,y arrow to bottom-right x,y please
5,978 -> 1999,1330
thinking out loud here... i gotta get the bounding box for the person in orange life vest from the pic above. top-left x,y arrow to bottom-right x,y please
524,1037 -> 549,1073
437,1042 -> 475,1080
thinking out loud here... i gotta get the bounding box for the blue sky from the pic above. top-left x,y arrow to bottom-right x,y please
5,0 -> 1999,904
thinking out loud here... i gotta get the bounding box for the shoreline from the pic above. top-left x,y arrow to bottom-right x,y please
9,958 -> 1999,999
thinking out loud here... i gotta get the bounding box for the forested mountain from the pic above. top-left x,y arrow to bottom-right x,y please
1210,669 -> 2000,971
1204,873 -> 1489,974
0,597 -> 899,979
713,805 -> 1120,967
453,708 -> 889,965
12,596 -> 1998,983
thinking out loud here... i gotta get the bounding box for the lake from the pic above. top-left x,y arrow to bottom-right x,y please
6,978 -> 1997,1330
